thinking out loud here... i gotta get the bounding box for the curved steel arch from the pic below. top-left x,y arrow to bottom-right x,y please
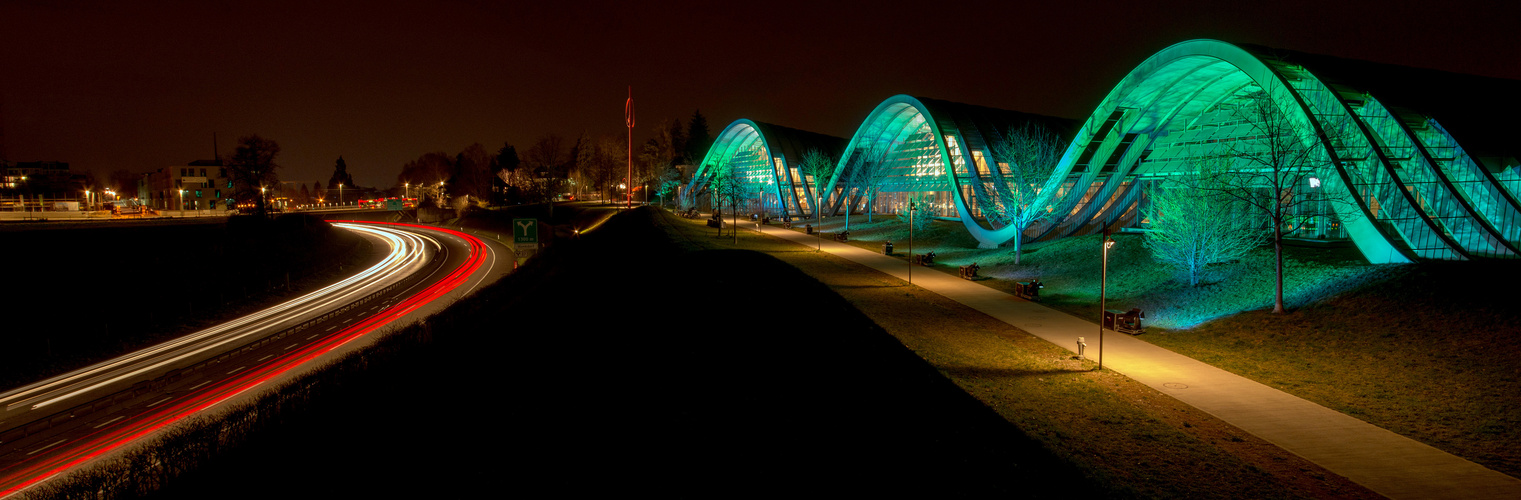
824,95 -> 1075,248
1044,39 -> 1423,263
683,119 -> 844,217
695,39 -> 1518,263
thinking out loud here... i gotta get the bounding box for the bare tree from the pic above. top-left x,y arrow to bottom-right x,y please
589,135 -> 622,204
654,165 -> 681,208
524,134 -> 570,218
1144,159 -> 1267,286
1201,90 -> 1353,313
397,152 -> 453,207
711,167 -> 744,241
224,135 -> 281,218
977,123 -> 1065,264
799,148 -> 835,228
453,143 -> 495,204
897,193 -> 934,232
841,140 -> 897,227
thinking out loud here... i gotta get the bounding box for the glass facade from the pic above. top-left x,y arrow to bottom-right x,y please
696,39 -> 1516,262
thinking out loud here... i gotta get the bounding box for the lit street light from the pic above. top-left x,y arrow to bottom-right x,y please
1099,229 -> 1116,370
178,189 -> 186,217
338,183 -> 344,207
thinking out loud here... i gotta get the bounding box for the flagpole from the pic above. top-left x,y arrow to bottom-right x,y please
626,86 -> 635,210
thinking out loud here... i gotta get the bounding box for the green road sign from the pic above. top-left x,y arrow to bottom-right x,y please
386,198 -> 404,210
513,218 -> 538,244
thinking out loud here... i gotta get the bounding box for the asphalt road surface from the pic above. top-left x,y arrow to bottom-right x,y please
0,221 -> 510,496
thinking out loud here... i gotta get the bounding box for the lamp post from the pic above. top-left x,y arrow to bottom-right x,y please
1099,229 -> 1116,370
815,190 -> 823,252
84,190 -> 91,216
338,183 -> 343,207
178,189 -> 185,217
908,200 -> 915,284
405,182 -> 409,203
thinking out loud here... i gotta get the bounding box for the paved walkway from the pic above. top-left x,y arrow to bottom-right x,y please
759,226 -> 1521,500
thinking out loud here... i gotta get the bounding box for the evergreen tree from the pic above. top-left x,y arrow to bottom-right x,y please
328,156 -> 356,190
686,109 -> 712,163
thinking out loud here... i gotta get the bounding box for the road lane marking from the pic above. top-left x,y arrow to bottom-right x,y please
27,439 -> 67,456
342,318 -> 352,323
326,326 -> 336,331
227,366 -> 246,375
93,415 -> 125,429
146,396 -> 173,408
188,380 -> 212,391
286,343 -> 299,350
308,334 -> 321,340
257,354 -> 273,362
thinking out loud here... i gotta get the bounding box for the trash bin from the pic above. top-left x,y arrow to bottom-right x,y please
883,241 -> 894,255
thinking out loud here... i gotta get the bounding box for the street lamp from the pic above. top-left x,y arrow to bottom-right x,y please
338,183 -> 344,206
816,189 -> 824,252
908,200 -> 915,284
178,189 -> 185,217
405,182 -> 409,201
1099,230 -> 1116,370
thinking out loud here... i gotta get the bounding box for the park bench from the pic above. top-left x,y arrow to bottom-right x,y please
912,251 -> 936,266
1014,279 -> 1043,301
1103,308 -> 1146,335
958,262 -> 980,280
833,231 -> 849,242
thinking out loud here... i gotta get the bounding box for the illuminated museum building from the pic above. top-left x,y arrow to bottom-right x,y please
682,39 -> 1520,263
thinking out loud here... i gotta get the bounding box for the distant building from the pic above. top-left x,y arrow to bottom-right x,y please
3,160 -> 87,210
141,159 -> 235,213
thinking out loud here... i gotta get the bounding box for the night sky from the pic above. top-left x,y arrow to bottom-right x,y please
3,0 -> 1517,190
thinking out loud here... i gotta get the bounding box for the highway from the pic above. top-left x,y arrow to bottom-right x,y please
0,221 -> 506,496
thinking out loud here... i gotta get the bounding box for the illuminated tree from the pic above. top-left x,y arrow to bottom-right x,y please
842,140 -> 896,226
655,166 -> 681,208
897,193 -> 934,232
1200,90 -> 1354,313
1144,160 -> 1267,286
799,148 -> 835,224
976,123 -> 1065,265
224,134 -> 281,218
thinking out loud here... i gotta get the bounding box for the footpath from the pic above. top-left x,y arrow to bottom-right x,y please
758,225 -> 1521,500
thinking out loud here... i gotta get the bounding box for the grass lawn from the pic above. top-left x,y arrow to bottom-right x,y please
798,212 -> 1521,479
663,211 -> 1378,498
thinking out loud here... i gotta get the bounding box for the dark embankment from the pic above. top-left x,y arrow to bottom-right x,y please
145,207 -> 1101,498
0,214 -> 373,389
